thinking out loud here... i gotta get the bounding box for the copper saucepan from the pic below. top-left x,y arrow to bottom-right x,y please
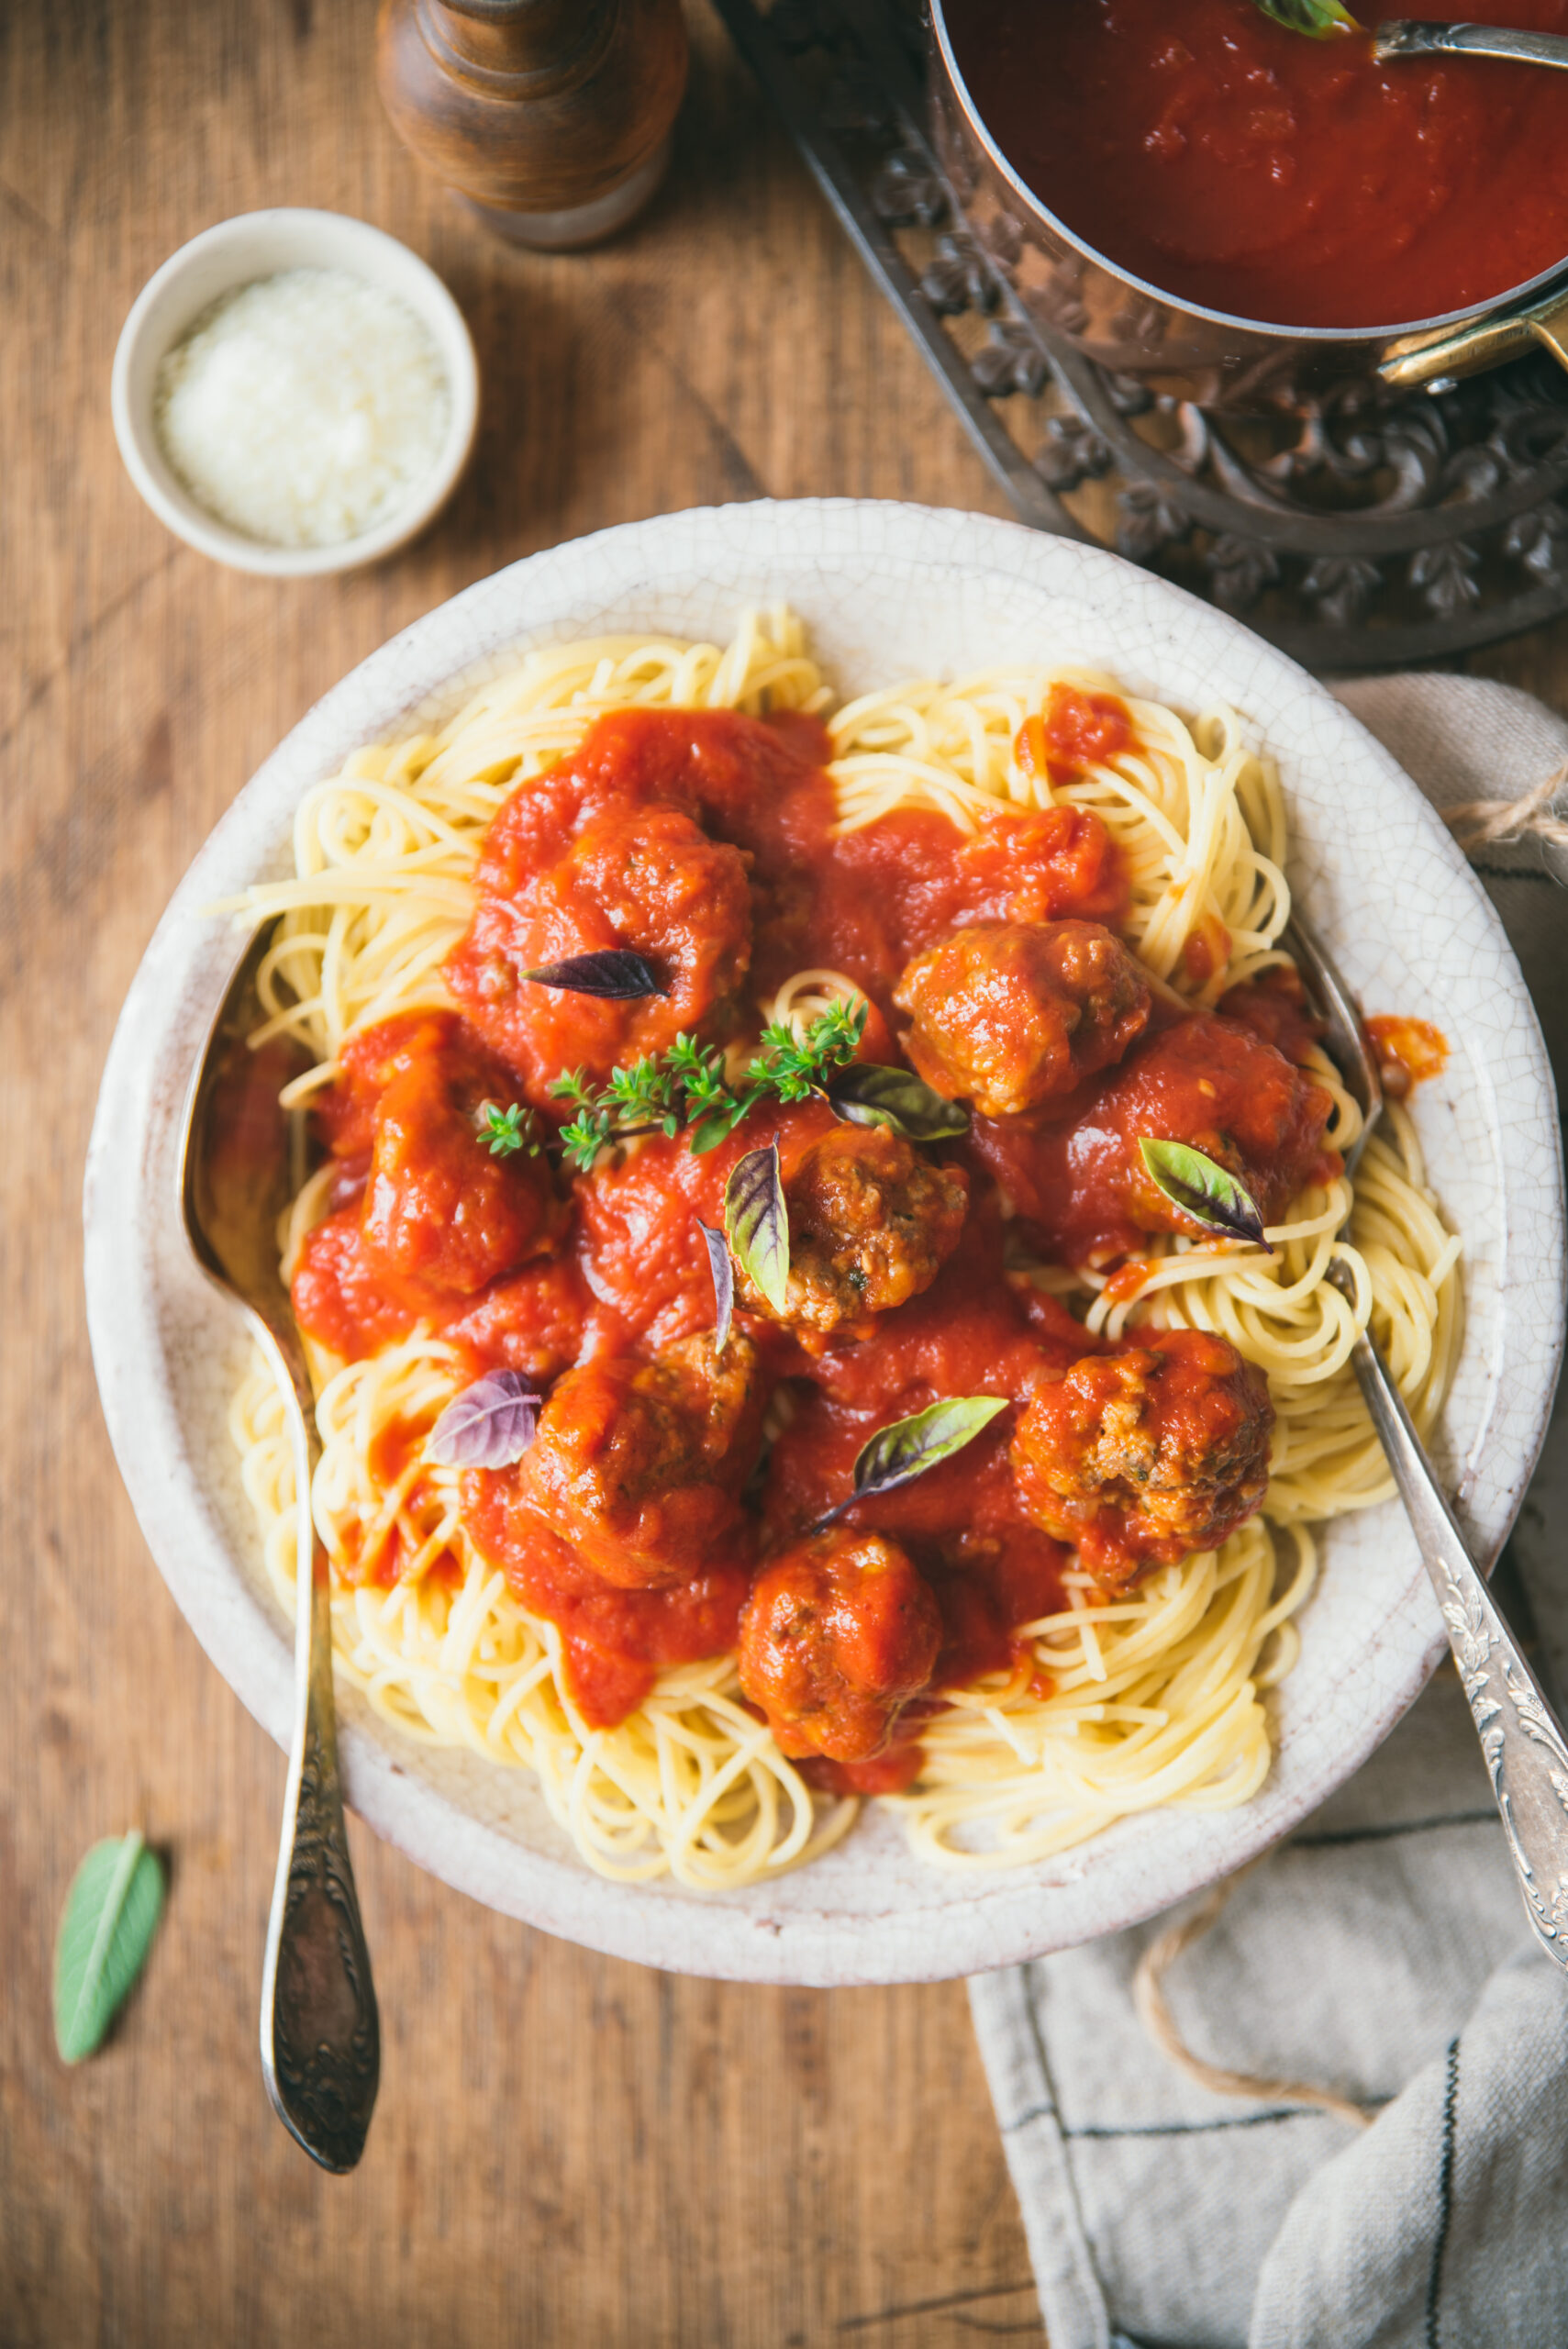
928,0 -> 1568,410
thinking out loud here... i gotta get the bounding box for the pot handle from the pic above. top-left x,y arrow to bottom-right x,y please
1379,284 -> 1568,393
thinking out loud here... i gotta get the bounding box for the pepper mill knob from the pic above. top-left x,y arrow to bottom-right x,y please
377,0 -> 689,250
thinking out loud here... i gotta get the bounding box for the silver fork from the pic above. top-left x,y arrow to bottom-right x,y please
1288,912 -> 1568,1966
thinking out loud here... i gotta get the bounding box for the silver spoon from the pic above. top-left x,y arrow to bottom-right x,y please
1374,20 -> 1568,69
179,924 -> 380,2168
1288,910 -> 1568,1965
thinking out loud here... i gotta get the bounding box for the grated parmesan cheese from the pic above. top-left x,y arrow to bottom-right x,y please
154,268 -> 450,550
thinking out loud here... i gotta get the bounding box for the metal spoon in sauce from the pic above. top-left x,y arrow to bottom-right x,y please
179,923 -> 380,2170
1288,909 -> 1568,1968
1373,20 -> 1568,68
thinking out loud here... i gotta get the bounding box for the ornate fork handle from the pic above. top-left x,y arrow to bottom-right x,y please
1374,21 -> 1568,69
1337,1280 -> 1568,1965
255,1321 -> 380,2170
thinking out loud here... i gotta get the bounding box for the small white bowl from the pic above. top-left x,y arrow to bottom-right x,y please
111,208 -> 479,579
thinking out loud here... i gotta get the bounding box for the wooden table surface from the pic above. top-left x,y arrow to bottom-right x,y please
6,6 -> 1564,2344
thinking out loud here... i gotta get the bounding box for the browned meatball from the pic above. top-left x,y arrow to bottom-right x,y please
352,1013 -> 566,1302
733,1124 -> 968,1342
448,800 -> 753,1105
894,919 -> 1151,1119
517,1332 -> 766,1590
738,1529 -> 941,1764
1010,1328 -> 1273,1586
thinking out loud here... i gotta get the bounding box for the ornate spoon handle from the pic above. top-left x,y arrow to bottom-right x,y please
256,1324 -> 380,2170
1374,21 -> 1568,69
1340,1298 -> 1568,1965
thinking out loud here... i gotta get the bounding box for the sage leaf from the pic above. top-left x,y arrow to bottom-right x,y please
813,1396 -> 1009,1531
725,1137 -> 790,1316
427,1370 -> 542,1468
1251,0 -> 1359,34
1138,1138 -> 1272,1250
53,1831 -> 165,2065
827,1063 -> 970,1141
522,949 -> 666,999
696,1219 -> 734,1354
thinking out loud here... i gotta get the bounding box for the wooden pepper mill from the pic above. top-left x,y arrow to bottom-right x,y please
377,0 -> 689,250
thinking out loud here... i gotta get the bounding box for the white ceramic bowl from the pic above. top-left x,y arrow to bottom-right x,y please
110,208 -> 479,579
83,501 -> 1565,1984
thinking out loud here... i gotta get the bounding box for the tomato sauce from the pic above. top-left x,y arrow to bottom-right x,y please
763,1218 -> 1076,1697
1219,965 -> 1325,1067
945,0 -> 1568,328
286,700 -> 1338,1744
462,1475 -> 752,1728
1366,1014 -> 1450,1098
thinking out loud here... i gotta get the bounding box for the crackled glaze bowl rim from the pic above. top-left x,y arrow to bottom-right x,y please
83,499 -> 1564,1985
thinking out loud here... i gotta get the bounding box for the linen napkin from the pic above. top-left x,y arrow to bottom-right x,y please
968,670 -> 1568,2349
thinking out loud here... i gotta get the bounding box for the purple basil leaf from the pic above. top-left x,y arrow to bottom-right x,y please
1138,1138 -> 1272,1251
827,1062 -> 970,1140
696,1219 -> 735,1353
724,1136 -> 790,1316
427,1370 -> 542,1469
521,950 -> 666,999
812,1396 -> 1008,1531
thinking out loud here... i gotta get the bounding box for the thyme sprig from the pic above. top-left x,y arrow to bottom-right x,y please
550,1000 -> 868,1173
478,1101 -> 544,1159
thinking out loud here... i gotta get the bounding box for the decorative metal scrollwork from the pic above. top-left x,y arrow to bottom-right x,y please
716,0 -> 1568,668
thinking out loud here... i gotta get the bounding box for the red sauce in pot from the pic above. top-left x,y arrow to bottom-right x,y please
944,0 -> 1568,329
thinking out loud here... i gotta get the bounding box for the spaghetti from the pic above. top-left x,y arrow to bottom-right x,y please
221,612 -> 1461,1887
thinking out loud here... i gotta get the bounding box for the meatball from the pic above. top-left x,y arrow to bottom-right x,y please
894,920 -> 1151,1119
733,1124 -> 968,1342
1010,1328 -> 1273,1585
517,1331 -> 766,1590
967,1010 -> 1340,1267
361,1035 -> 566,1301
308,1010 -> 565,1308
573,1098 -> 839,1349
447,800 -> 753,1104
737,1529 -> 941,1764
445,1254 -> 593,1386
293,1206 -> 426,1364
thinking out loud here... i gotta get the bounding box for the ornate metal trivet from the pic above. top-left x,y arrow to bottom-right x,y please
714,0 -> 1568,670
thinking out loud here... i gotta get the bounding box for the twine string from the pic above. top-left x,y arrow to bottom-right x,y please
1131,1854 -> 1378,2130
1442,760 -> 1568,855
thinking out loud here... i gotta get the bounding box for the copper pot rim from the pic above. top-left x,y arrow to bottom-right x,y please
929,0 -> 1568,350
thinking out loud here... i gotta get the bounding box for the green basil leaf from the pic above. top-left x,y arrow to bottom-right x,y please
725,1137 -> 790,1315
1138,1138 -> 1272,1250
53,1831 -> 165,2065
826,1063 -> 971,1141
1251,0 -> 1359,35
696,1219 -> 734,1353
814,1396 -> 1009,1531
